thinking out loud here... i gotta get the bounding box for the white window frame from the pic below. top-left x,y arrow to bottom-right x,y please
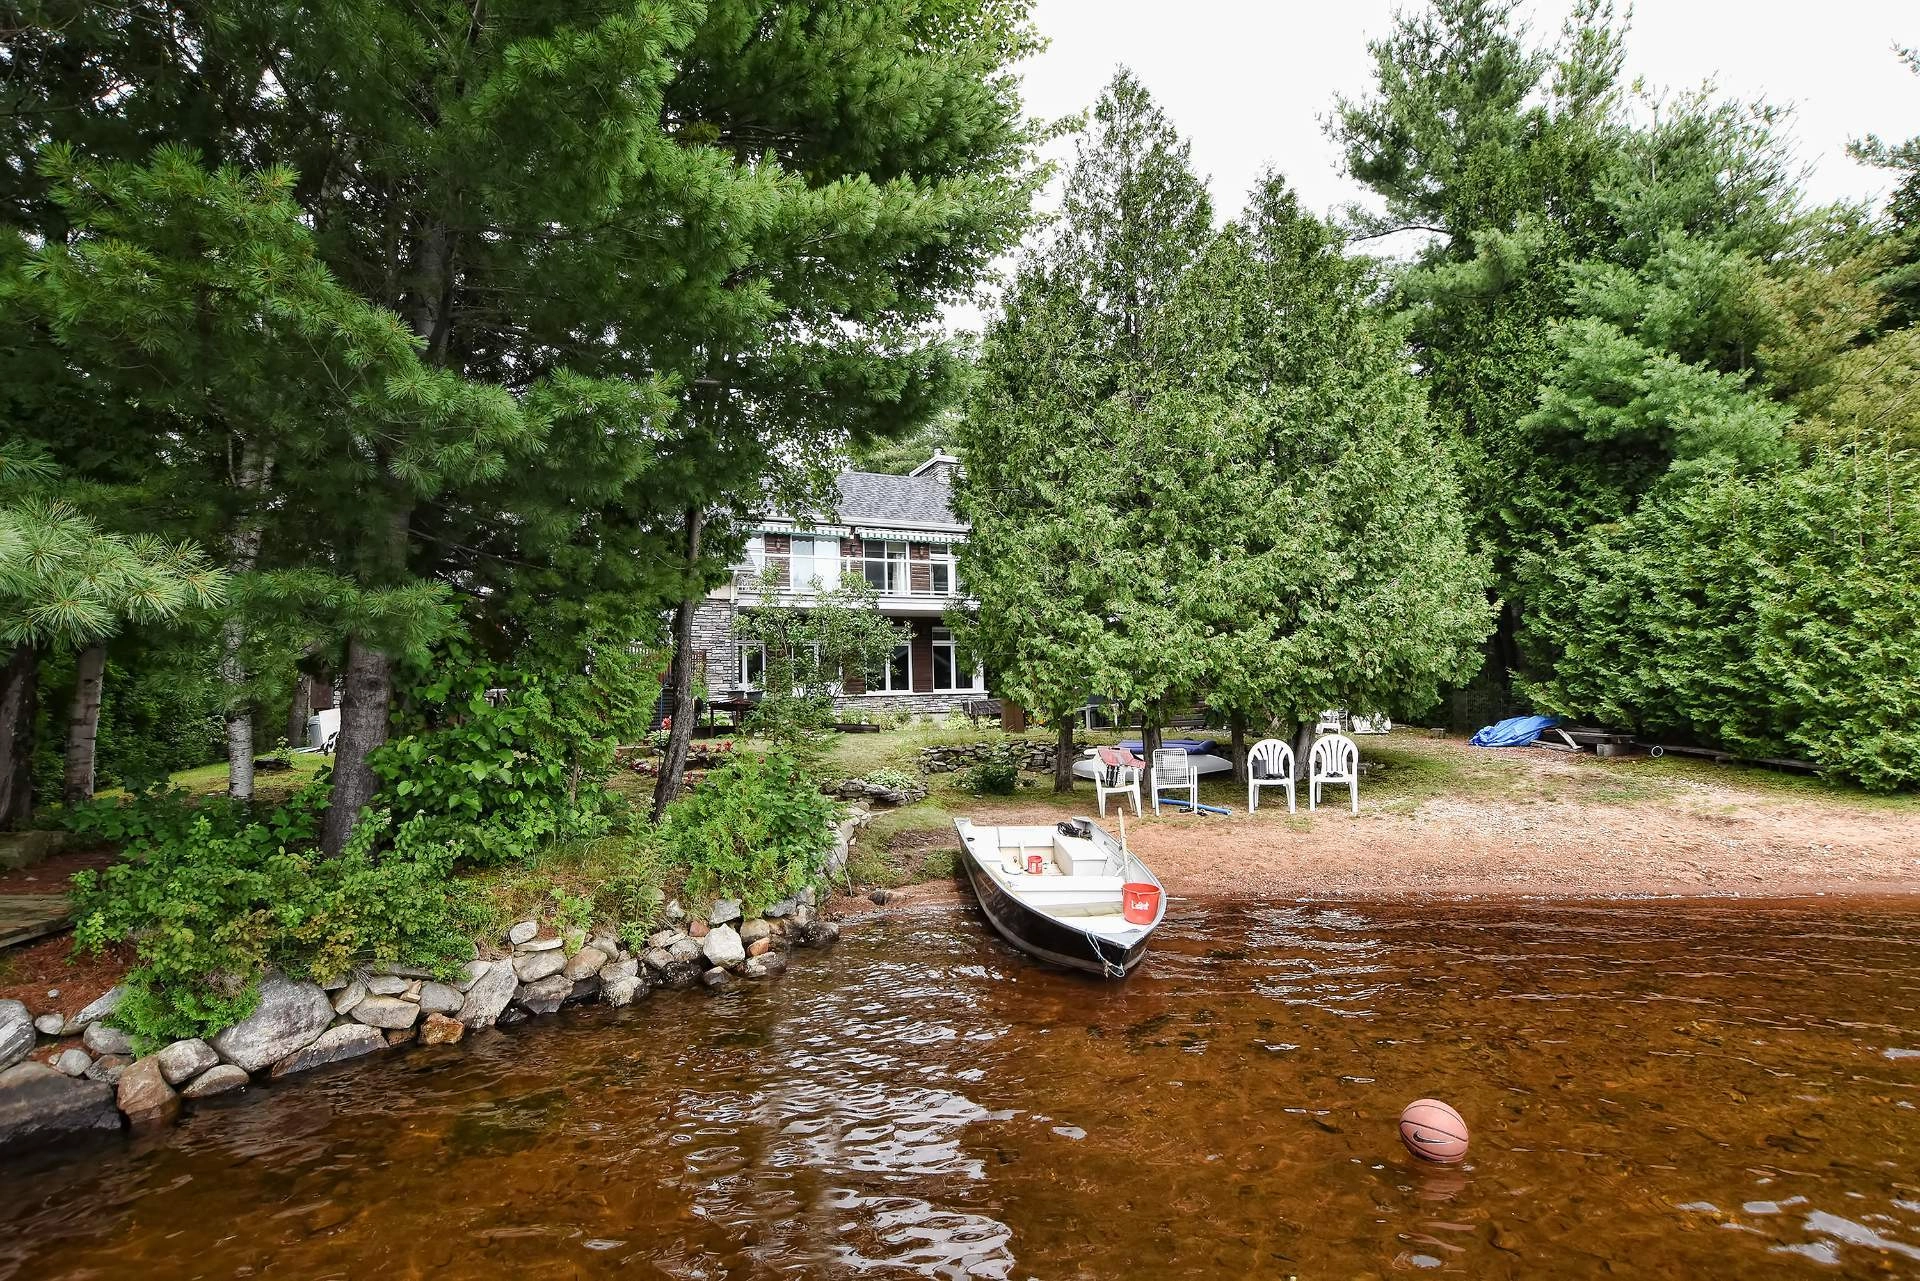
739,644 -> 765,690
866,639 -> 913,693
929,626 -> 980,692
928,550 -> 957,597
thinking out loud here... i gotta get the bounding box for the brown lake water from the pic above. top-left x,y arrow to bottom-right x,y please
1,897 -> 1917,1279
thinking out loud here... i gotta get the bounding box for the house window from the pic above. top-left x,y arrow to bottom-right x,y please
740,645 -> 765,690
929,552 -> 954,597
866,641 -> 911,692
791,536 -> 839,592
862,540 -> 908,594
931,627 -> 979,691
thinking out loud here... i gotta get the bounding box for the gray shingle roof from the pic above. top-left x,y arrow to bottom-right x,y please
832,468 -> 961,528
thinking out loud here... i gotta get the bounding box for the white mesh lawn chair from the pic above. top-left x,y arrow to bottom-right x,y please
1309,733 -> 1360,815
1086,746 -> 1141,818
1247,738 -> 1296,814
1151,747 -> 1198,816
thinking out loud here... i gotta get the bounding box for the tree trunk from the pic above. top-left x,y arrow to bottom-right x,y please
0,645 -> 40,830
320,634 -> 393,855
285,671 -> 313,752
221,442 -> 273,800
1141,715 -> 1163,797
651,506 -> 705,820
1229,712 -> 1248,784
1053,715 -> 1076,793
62,643 -> 107,804
1290,721 -> 1315,782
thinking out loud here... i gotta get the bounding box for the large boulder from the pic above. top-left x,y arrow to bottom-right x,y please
180,1064 -> 248,1099
350,996 -> 420,1031
115,1056 -> 178,1120
0,999 -> 27,1028
456,960 -> 518,1028
155,1039 -> 219,1086
269,1024 -> 385,1078
0,1062 -> 120,1151
562,946 -> 608,981
0,1020 -> 33,1073
701,925 -> 746,970
69,986 -> 123,1031
210,976 -> 334,1073
512,949 -> 567,983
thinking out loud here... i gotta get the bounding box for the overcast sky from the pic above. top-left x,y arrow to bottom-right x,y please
950,0 -> 1918,330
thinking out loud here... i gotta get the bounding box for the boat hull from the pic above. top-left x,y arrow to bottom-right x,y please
956,831 -> 1157,978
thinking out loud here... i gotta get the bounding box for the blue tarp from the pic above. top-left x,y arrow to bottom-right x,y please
1120,738 -> 1218,755
1469,715 -> 1557,748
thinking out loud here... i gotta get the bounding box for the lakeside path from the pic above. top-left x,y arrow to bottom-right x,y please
861,733 -> 1920,903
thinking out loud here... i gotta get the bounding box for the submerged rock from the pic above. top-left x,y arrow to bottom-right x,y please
270,1024 -> 385,1078
211,976 -> 334,1073
0,1062 -> 120,1150
701,967 -> 732,989
743,952 -> 787,980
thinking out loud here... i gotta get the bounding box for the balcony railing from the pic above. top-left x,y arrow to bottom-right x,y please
734,557 -> 963,601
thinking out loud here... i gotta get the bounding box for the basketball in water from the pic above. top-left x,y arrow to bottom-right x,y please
1398,1099 -> 1470,1164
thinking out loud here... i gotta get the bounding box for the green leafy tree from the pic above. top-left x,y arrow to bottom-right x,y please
956,67 -> 1213,789
1152,177 -> 1493,774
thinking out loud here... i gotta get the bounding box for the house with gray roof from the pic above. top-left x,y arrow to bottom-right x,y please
690,451 -> 984,717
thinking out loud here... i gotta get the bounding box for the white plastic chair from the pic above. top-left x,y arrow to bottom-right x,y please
1309,733 -> 1360,815
1247,738 -> 1296,814
1151,747 -> 1198,816
1085,747 -> 1141,818
1317,709 -> 1345,734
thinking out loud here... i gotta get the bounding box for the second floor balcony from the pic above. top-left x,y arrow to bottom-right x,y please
731,554 -> 968,614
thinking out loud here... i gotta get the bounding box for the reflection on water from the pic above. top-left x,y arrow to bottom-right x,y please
0,898 -> 1916,1278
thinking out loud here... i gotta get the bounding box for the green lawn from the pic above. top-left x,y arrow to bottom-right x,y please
158,753 -> 334,804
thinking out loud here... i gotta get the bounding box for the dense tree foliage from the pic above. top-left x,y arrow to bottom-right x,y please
1,0 -> 1046,840
958,73 -> 1490,784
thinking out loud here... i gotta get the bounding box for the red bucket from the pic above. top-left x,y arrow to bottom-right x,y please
1122,882 -> 1161,924
1025,853 -> 1045,876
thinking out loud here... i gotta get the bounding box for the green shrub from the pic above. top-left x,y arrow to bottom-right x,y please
863,766 -> 918,791
963,745 -> 1021,795
68,785 -> 481,1049
1521,448 -> 1920,791
371,641 -> 652,866
657,751 -> 839,910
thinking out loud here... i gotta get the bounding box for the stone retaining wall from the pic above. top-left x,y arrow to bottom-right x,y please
919,739 -> 1077,774
0,810 -> 872,1156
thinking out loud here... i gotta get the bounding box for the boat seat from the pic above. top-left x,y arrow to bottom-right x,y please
1051,832 -> 1111,876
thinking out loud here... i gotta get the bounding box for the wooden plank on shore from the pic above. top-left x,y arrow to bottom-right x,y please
0,894 -> 72,950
